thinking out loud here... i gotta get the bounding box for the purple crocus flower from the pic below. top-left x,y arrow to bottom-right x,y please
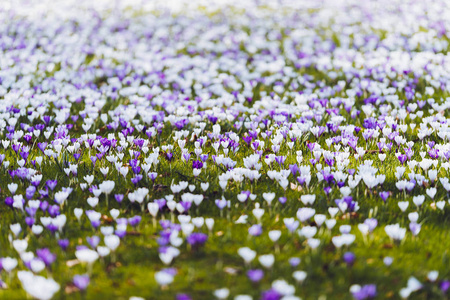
73,274 -> 90,290
289,164 -> 299,177
348,138 -> 357,150
115,230 -> 127,238
248,224 -> 262,236
275,155 -> 286,166
377,142 -> 385,152
343,252 -> 356,266
46,180 -> 57,191
148,172 -> 158,182
325,157 -> 334,167
351,284 -> 377,300
397,154 -> 407,165
247,269 -> 264,282
385,142 -> 393,151
176,294 -> 192,300
428,148 -> 439,159
417,100 -> 426,109
36,248 -> 56,266
284,220 -> 299,233
131,175 -> 143,185
363,117 -> 377,129
46,224 -> 59,235
91,220 -> 101,229
152,199 -> 165,210
335,196 -> 357,212
90,156 -> 97,166
406,179 -> 416,192
192,160 -> 203,169
25,217 -> 35,227
362,130 -> 373,141
37,142 -> 47,153
40,201 -> 49,212
297,176 -> 306,185
162,267 -> 178,276
440,280 -> 450,292
4,197 -> 13,207
409,222 -> 421,236
115,194 -> 124,203
12,143 -> 21,153
130,159 -> 141,174
307,142 -> 315,152
16,168 -> 29,179
322,171 -> 334,184
20,150 -> 29,161
39,188 -> 49,198
289,257 -> 301,267
186,233 -> 208,246
444,151 -> 450,161
180,201 -> 191,211
128,215 -> 142,227
404,147 -> 414,160
261,289 -> 281,300
215,199 -> 227,210
379,191 -> 389,202
58,239 -> 69,250
364,218 -> 378,233
166,152 -> 173,161
242,135 -> 252,146
48,205 -> 60,217
183,152 -> 191,162
87,236 -> 100,248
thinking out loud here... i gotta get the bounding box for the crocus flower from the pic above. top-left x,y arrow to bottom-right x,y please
343,252 -> 356,266
36,248 -> 56,266
247,269 -> 264,282
73,274 -> 90,290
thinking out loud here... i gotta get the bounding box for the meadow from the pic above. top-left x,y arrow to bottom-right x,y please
1,0 -> 450,299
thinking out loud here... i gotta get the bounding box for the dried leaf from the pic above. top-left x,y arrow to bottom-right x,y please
66,259 -> 80,267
